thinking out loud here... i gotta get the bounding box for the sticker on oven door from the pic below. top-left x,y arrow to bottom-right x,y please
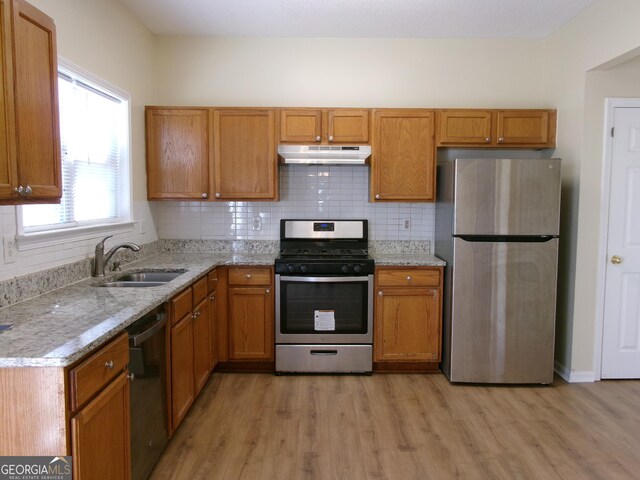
314,310 -> 336,331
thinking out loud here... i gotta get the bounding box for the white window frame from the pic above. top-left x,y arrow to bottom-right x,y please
16,58 -> 134,250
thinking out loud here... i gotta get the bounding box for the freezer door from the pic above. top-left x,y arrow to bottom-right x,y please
454,158 -> 561,235
449,237 -> 558,383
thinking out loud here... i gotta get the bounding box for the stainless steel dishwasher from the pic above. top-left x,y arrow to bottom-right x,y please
126,304 -> 169,480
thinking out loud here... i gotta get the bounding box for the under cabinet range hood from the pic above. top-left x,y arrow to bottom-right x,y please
277,145 -> 371,165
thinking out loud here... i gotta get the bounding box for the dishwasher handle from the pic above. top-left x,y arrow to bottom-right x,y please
131,312 -> 167,347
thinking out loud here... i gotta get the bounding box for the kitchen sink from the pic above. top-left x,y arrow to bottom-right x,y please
99,269 -> 186,288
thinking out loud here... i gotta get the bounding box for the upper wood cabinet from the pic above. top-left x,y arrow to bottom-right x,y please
370,109 -> 436,202
437,109 -> 556,148
145,107 -> 210,200
279,108 -> 369,144
212,108 -> 278,200
0,0 -> 61,204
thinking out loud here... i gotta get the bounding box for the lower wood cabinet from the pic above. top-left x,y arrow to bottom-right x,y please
374,266 -> 443,364
71,371 -> 131,480
169,276 -> 211,432
227,266 -> 274,361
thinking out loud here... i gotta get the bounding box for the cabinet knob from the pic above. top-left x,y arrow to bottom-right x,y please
209,295 -> 215,300
485,137 -> 491,143
127,372 -> 135,382
611,255 -> 622,265
378,291 -> 383,296
201,193 -> 208,199
14,186 -> 23,195
328,135 -> 334,142
246,274 -> 252,278
104,360 -> 114,369
315,135 -> 321,142
265,289 -> 270,294
24,185 -> 32,195
498,137 -> 504,143
375,194 -> 381,200
215,192 -> 221,198
406,276 -> 412,281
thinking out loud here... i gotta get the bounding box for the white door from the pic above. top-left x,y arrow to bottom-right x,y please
602,107 -> 640,378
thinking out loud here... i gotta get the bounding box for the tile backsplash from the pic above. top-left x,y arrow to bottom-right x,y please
154,165 -> 435,242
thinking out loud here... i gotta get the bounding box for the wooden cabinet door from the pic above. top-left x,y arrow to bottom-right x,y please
146,108 -> 210,200
228,286 -> 274,361
0,0 -> 16,199
374,287 -> 441,362
208,284 -> 218,370
279,108 -> 322,143
170,313 -> 194,430
437,110 -> 493,145
192,298 -> 210,396
212,108 -> 277,200
71,371 -> 131,480
12,0 -> 61,200
371,109 -> 436,202
496,110 -> 554,146
326,109 -> 369,143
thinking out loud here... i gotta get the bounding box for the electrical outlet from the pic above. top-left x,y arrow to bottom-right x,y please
139,220 -> 147,234
403,218 -> 410,230
3,236 -> 17,263
252,217 -> 262,231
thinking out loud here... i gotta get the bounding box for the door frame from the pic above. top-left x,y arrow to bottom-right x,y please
594,98 -> 640,380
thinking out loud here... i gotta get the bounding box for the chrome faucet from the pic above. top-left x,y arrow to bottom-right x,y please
93,235 -> 140,277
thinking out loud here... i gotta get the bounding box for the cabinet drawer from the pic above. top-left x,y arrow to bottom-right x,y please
192,276 -> 208,305
69,333 -> 129,411
171,288 -> 192,325
376,268 -> 441,287
208,269 -> 218,292
228,266 -> 272,286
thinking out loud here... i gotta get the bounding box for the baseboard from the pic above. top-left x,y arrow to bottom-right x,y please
554,360 -> 595,383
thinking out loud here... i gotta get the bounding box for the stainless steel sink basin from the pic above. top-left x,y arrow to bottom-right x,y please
113,271 -> 184,282
99,269 -> 186,288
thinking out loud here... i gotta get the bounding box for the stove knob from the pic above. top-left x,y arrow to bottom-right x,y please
342,265 -> 349,273
287,264 -> 295,273
300,265 -> 308,273
353,264 -> 362,273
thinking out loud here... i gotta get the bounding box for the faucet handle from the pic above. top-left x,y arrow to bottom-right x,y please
96,235 -> 114,250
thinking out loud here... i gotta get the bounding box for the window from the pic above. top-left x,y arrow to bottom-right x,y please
19,60 -> 131,241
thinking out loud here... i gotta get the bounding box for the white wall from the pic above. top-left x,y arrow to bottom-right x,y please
544,0 -> 640,380
0,0 -> 156,281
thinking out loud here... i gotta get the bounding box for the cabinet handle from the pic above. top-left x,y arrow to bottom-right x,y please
406,276 -> 412,281
215,192 -> 221,198
485,137 -> 491,143
378,291 -> 383,296
315,135 -> 321,142
24,185 -> 32,195
209,295 -> 215,300
127,372 -> 135,382
201,193 -> 208,199
104,360 -> 114,369
265,289 -> 270,294
328,135 -> 334,142
498,137 -> 504,143
375,194 -> 381,200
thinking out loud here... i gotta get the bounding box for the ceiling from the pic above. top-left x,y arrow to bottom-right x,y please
119,0 -> 598,39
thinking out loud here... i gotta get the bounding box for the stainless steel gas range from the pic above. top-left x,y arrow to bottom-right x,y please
274,219 -> 374,373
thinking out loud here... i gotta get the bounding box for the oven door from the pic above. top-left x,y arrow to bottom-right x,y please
276,274 -> 374,344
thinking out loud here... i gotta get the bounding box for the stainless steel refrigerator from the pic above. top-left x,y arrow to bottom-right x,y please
435,157 -> 561,384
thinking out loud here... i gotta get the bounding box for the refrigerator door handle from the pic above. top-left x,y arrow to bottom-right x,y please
455,235 -> 557,243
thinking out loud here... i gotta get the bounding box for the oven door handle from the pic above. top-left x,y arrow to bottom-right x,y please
278,275 -> 371,283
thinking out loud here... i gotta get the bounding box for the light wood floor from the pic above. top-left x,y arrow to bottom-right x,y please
149,373 -> 640,480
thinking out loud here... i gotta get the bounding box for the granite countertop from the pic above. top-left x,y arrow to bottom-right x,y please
0,252 -> 276,368
371,253 -> 446,267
